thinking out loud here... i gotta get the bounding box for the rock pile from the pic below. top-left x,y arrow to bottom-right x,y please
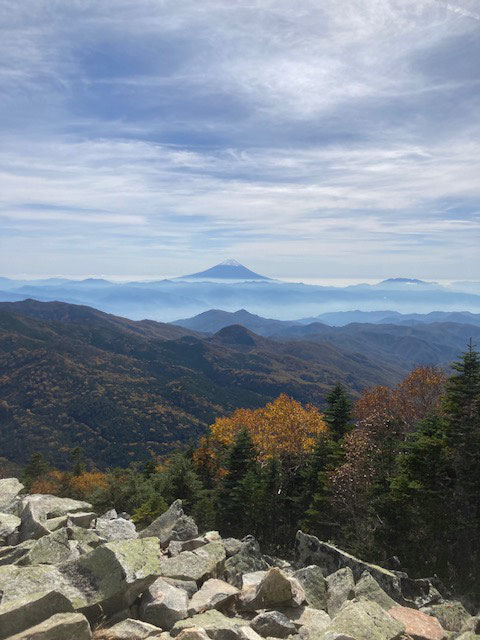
0,477 -> 478,640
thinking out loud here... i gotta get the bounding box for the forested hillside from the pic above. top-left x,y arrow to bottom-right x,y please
0,301 -> 404,468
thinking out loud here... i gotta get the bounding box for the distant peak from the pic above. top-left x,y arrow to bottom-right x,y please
219,259 -> 243,267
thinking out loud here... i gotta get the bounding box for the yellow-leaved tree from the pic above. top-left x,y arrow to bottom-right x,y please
195,394 -> 328,470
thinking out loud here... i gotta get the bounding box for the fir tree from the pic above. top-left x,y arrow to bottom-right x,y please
443,341 -> 480,589
216,427 -> 259,537
21,452 -> 50,489
325,383 -> 353,440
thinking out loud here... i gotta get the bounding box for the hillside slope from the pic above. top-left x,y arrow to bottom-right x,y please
0,301 -> 404,468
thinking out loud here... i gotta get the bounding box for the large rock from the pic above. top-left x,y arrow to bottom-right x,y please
224,536 -> 269,588
295,531 -> 404,603
159,542 -> 226,583
250,611 -> 297,638
355,571 -> 397,611
0,478 -> 24,511
242,571 -> 268,591
175,628 -> 214,640
169,531 -> 222,556
0,539 -> 35,565
0,590 -> 74,640
139,500 -> 198,547
18,502 -> 51,542
188,578 -> 239,615
105,618 -> 164,638
325,567 -> 355,617
0,563 -> 81,606
240,567 -> 305,611
421,601 -> 472,633
320,600 -> 405,640
7,612 -> 91,640
46,512 -> 96,532
62,537 -> 164,618
0,511 -> 21,544
388,606 -> 446,640
278,606 -> 331,637
164,577 -> 199,598
140,577 -> 189,630
294,565 -> 328,611
21,494 -> 93,519
18,528 -> 80,566
172,609 -> 248,640
95,516 -> 138,542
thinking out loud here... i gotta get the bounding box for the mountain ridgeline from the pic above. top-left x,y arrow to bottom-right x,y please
1,299 -> 480,470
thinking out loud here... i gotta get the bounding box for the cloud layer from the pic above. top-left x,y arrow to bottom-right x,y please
1,0 -> 479,278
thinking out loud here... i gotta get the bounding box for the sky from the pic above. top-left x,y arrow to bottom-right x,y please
1,0 -> 480,280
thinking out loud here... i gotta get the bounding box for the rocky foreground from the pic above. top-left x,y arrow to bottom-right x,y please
0,478 -> 479,640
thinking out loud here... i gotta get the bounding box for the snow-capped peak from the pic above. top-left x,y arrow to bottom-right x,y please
220,259 -> 242,267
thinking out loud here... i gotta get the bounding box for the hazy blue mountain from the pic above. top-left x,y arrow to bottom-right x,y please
178,259 -> 271,281
1,266 -> 480,321
299,310 -> 480,326
173,308 -> 301,335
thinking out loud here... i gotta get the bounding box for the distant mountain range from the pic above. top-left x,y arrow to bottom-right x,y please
178,259 -> 271,281
1,263 -> 480,322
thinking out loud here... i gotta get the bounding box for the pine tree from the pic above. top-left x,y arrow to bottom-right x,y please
216,427 -> 259,537
70,446 -> 86,476
300,432 -> 339,539
21,452 -> 50,489
443,341 -> 480,590
325,383 -> 353,440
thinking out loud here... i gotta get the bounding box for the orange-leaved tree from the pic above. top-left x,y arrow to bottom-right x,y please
196,394 -> 328,469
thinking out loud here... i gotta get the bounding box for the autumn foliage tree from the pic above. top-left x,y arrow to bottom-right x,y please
202,393 -> 328,467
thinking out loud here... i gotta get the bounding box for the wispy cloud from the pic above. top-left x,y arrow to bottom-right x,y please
0,0 -> 479,278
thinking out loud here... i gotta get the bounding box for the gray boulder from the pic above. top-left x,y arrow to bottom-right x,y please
139,500 -> 198,547
240,567 -> 305,611
295,531 -> 404,603
0,590 -> 74,640
224,538 -> 243,557
0,511 -> 21,544
18,528 -> 80,566
21,494 -> 93,519
169,531 -> 222,556
355,571 -> 397,611
95,516 -> 138,542
18,501 -> 51,542
172,610 -> 249,640
188,578 -> 239,615
175,628 -> 215,640
0,478 -> 24,512
242,571 -> 268,591
63,537 -> 164,618
106,617 -> 164,638
320,600 -> 405,640
46,512 -> 96,532
163,577 -> 199,598
421,601 -> 472,633
159,542 -> 226,583
140,577 -> 189,630
325,567 -> 355,618
294,565 -> 328,611
7,612 -> 91,640
278,606 -> 331,638
250,611 -> 297,638
225,536 -> 269,588
0,539 -> 35,565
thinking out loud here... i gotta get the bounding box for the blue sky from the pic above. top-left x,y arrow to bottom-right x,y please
1,0 -> 479,280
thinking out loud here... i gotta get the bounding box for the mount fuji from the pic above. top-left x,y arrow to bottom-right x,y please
178,259 -> 271,281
